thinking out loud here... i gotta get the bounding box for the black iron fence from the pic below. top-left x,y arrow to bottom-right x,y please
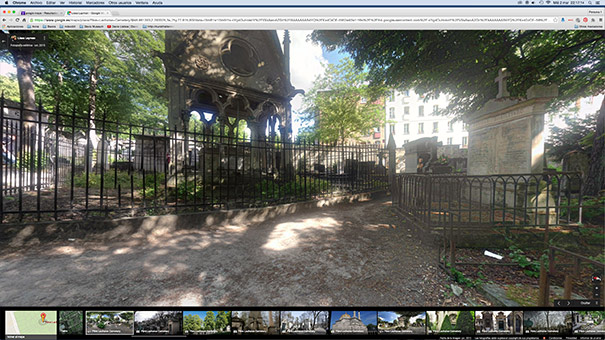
0,97 -> 389,223
394,172 -> 585,230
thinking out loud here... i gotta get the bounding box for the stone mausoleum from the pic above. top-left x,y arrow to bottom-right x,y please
163,30 -> 299,141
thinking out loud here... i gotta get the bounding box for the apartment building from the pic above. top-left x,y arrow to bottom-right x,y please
384,89 -> 468,148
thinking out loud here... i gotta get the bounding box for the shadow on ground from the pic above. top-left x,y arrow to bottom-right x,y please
0,198 -> 472,306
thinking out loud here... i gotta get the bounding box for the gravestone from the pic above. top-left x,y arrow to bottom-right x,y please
561,150 -> 589,193
465,69 -> 558,175
464,69 -> 559,223
402,137 -> 438,173
134,134 -> 170,172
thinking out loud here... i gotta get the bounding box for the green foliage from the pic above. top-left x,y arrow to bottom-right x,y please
119,312 -> 133,321
72,170 -> 165,192
203,311 -> 216,331
445,261 -> 482,287
311,30 -> 604,116
0,74 -> 20,102
97,323 -> 105,329
1,30 -> 168,125
508,245 -> 541,278
16,151 -> 50,169
455,311 -> 475,334
300,57 -> 387,144
183,314 -> 202,332
547,112 -> 597,161
559,195 -> 605,225
441,315 -> 453,330
576,311 -> 605,325
215,311 -> 230,331
255,176 -> 332,199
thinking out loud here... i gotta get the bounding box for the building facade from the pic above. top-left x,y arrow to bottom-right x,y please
384,89 -> 468,148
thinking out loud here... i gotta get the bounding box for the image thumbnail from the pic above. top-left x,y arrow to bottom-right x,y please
134,311 -> 182,335
59,310 -> 84,335
524,311 -> 572,335
475,311 -> 523,334
86,311 -> 134,335
183,311 -> 231,335
280,311 -> 328,335
378,311 -> 425,334
231,311 -> 279,334
427,311 -> 475,335
5,311 -> 57,336
330,311 -> 377,334
573,311 -> 605,335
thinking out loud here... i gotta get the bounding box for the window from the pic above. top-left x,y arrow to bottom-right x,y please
447,120 -> 454,132
433,122 -> 439,133
403,123 -> 409,134
462,136 -> 468,146
388,90 -> 395,102
374,127 -> 380,133
447,137 -> 453,145
389,107 -> 395,119
403,140 -> 409,145
462,123 -> 468,131
404,90 -> 410,96
418,122 -> 424,134
389,124 -> 396,135
432,105 -> 439,115
418,105 -> 424,117
404,106 -> 410,115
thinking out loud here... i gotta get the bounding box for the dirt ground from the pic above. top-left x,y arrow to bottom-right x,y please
0,197 -> 487,306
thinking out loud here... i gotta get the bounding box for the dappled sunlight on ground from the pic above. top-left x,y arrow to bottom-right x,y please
49,246 -> 85,256
262,217 -> 340,251
0,197 -> 474,306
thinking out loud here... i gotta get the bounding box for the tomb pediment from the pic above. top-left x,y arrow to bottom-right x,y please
165,30 -> 293,98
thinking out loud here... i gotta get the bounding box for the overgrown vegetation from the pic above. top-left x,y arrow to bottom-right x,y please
507,245 -> 541,278
255,176 -> 332,199
560,196 -> 605,225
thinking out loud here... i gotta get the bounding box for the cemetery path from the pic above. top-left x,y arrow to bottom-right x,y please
0,197 -> 485,306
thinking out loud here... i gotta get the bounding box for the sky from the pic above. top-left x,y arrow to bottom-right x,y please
135,311 -> 163,322
330,311 -> 377,327
378,311 -> 425,323
183,311 -> 223,319
276,30 -> 347,136
281,311 -> 329,322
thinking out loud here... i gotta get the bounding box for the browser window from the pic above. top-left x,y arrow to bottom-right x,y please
0,0 -> 603,339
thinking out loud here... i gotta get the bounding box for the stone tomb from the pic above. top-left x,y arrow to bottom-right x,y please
465,71 -> 558,176
402,137 -> 439,173
463,70 -> 559,223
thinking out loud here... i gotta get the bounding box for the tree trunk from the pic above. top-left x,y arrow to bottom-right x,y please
88,58 -> 100,170
54,71 -> 63,129
11,48 -> 37,151
583,97 -> 605,196
11,48 -> 36,116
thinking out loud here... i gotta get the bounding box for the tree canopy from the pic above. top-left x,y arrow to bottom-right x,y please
547,112 -> 597,161
0,30 -> 167,126
311,30 -> 604,116
298,57 -> 386,144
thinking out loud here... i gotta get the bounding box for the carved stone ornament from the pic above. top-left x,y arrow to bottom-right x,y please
220,37 -> 260,77
195,56 -> 211,70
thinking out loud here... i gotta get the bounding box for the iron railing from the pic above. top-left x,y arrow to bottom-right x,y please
0,96 -> 389,223
394,172 -> 584,230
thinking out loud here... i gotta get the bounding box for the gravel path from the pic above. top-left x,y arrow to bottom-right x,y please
0,198 -> 478,306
